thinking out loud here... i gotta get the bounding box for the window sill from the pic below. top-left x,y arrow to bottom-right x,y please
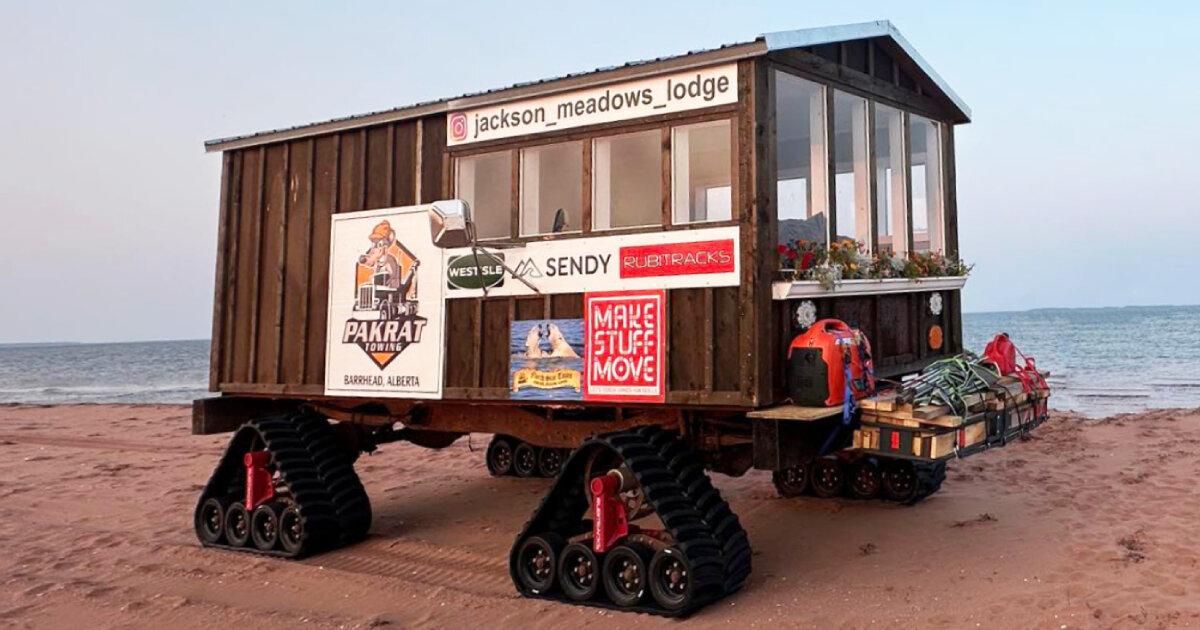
770,276 -> 967,300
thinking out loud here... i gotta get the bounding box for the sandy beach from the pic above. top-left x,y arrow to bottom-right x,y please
1,404 -> 1198,629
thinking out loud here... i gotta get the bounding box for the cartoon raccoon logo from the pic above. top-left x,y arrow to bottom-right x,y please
341,220 -> 427,369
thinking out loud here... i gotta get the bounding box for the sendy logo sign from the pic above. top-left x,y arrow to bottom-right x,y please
584,290 -> 665,403
619,239 -> 735,278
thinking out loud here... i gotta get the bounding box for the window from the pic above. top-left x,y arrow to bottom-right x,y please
873,103 -> 907,255
775,72 -> 828,246
593,131 -> 661,230
832,90 -> 870,245
520,141 -> 583,236
672,120 -> 732,224
909,114 -> 944,252
454,151 -> 512,240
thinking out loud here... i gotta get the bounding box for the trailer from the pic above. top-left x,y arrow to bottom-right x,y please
193,21 -> 1045,616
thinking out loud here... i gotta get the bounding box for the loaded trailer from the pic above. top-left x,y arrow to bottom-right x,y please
194,21 -> 1046,616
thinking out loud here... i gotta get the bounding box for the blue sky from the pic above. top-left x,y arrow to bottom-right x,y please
0,1 -> 1197,342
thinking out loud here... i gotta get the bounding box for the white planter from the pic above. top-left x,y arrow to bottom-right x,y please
771,276 -> 968,300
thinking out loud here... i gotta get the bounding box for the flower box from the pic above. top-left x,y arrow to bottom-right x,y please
770,276 -> 968,300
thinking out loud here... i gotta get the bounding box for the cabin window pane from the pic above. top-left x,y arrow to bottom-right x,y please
832,90 -> 870,246
593,131 -> 662,230
909,114 -> 944,252
454,151 -> 512,240
672,120 -> 732,224
873,103 -> 907,255
520,141 -> 583,236
775,72 -> 828,246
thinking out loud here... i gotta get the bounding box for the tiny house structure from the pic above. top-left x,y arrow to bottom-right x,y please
193,22 -> 1026,616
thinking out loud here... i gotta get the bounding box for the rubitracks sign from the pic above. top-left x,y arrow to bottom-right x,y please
584,291 -> 665,403
446,63 -> 738,146
444,226 -> 739,298
325,207 -> 445,399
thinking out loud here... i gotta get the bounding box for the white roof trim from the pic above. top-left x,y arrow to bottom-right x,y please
763,20 -> 971,121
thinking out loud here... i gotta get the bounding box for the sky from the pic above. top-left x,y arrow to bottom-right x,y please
0,1 -> 1197,343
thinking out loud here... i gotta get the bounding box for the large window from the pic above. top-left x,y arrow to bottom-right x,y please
832,90 -> 870,245
775,72 -> 828,246
593,131 -> 661,230
873,103 -> 907,255
910,114 -> 944,252
520,141 -> 583,236
454,151 -> 512,240
672,120 -> 732,224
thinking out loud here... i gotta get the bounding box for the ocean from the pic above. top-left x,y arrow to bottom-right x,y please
1,305 -> 1198,416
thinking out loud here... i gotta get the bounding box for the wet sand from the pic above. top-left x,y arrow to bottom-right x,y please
1,404 -> 1198,629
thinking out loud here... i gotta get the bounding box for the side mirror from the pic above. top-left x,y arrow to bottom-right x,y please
428,199 -> 472,249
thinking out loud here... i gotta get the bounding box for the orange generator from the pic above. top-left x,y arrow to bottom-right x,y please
787,319 -> 875,407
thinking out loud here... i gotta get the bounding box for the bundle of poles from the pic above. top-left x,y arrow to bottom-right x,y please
894,354 -> 1002,417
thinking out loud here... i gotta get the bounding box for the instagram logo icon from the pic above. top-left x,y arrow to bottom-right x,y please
449,113 -> 468,142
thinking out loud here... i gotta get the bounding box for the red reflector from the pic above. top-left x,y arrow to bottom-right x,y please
957,429 -> 966,447
889,432 -> 900,450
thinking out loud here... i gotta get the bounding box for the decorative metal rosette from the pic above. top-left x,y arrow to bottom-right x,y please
928,293 -> 943,316
794,300 -> 817,329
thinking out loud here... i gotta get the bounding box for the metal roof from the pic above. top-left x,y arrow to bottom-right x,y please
205,21 -> 967,152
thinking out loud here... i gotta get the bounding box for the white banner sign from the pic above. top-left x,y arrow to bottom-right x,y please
444,226 -> 740,298
325,207 -> 445,398
446,63 -> 738,146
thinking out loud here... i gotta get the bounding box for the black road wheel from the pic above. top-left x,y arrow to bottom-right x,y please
515,534 -> 562,594
648,547 -> 694,612
558,542 -> 600,601
486,436 -> 515,477
810,457 -> 845,498
195,497 -> 224,544
881,459 -> 920,503
602,545 -> 651,607
278,504 -> 305,554
847,459 -> 882,500
224,501 -> 250,547
513,442 -> 540,478
537,447 -> 565,478
250,503 -> 280,551
771,464 -> 810,498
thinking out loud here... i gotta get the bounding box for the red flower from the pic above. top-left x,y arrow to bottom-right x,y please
777,244 -> 788,254
800,251 -> 814,270
786,250 -> 798,260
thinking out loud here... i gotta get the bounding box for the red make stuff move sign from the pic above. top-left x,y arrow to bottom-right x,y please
584,290 -> 666,403
619,239 -> 735,278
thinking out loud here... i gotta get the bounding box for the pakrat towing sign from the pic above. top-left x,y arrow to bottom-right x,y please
324,207 -> 445,398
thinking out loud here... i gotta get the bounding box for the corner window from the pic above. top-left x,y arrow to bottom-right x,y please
454,151 -> 512,240
520,141 -> 583,236
910,114 -> 944,252
832,90 -> 870,245
873,103 -> 907,255
593,131 -> 662,230
672,120 -> 732,224
775,72 -> 828,246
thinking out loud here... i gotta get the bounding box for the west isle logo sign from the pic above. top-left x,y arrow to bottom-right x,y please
340,220 -> 427,369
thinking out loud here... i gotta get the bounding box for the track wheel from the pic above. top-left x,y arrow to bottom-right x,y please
224,502 -> 250,547
772,463 -> 810,498
486,436 -> 514,477
513,442 -> 540,478
649,547 -> 694,612
195,498 -> 224,544
515,534 -> 563,594
847,459 -> 882,500
537,447 -> 565,478
881,459 -> 920,504
810,457 -> 845,498
603,545 -> 651,607
558,542 -> 600,601
278,504 -> 305,554
251,504 -> 280,551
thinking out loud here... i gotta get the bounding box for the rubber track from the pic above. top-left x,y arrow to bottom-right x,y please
640,428 -> 751,594
292,412 -> 372,544
509,427 -> 737,617
910,460 -> 946,505
193,413 -> 368,558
